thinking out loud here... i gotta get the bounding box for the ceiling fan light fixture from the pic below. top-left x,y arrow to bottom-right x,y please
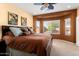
40,6 -> 46,10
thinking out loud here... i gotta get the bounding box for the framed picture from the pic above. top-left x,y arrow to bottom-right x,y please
8,12 -> 18,25
21,16 -> 27,26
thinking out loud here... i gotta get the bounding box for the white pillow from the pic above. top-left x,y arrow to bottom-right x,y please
9,27 -> 23,36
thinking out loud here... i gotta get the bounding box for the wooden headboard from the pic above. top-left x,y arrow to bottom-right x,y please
2,25 -> 12,39
2,25 -> 27,39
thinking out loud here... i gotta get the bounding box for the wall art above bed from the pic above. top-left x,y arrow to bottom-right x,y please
21,16 -> 27,26
8,12 -> 18,25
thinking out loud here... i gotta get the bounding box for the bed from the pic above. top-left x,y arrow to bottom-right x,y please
2,25 -> 52,56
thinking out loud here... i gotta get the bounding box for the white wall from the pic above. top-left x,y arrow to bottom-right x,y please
76,9 -> 79,46
76,16 -> 79,46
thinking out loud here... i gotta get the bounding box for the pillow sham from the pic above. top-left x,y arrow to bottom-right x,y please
21,27 -> 31,35
27,27 -> 34,34
9,27 -> 23,36
21,27 -> 28,32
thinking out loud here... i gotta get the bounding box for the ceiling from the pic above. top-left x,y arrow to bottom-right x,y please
14,3 -> 79,15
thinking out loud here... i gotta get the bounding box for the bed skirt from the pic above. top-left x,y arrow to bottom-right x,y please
8,48 -> 36,56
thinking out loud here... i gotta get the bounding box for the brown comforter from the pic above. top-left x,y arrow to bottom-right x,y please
8,34 -> 51,56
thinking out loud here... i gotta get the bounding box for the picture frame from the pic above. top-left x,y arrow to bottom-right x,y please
8,12 -> 18,25
21,16 -> 27,26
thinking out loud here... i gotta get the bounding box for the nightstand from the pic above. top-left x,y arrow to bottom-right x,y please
0,40 -> 7,56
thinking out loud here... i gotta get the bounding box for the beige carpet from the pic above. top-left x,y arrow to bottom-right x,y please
50,39 -> 79,56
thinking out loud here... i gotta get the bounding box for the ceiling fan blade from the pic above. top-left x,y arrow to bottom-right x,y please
49,3 -> 56,5
34,3 -> 42,5
40,6 -> 46,10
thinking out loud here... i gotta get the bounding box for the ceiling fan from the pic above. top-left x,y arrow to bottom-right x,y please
34,3 -> 56,10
